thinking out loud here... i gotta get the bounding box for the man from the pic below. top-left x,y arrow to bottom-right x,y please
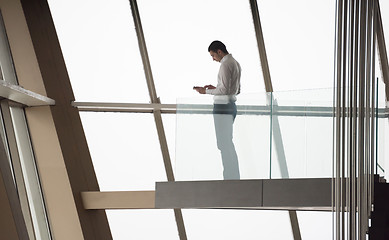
193,40 -> 241,180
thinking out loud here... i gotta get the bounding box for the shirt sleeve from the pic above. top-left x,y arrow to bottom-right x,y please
206,63 -> 230,95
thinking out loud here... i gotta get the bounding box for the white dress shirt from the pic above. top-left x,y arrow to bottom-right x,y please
206,54 -> 241,103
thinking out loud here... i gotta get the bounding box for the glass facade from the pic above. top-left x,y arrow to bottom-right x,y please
45,0 -> 344,239
0,0 -> 384,239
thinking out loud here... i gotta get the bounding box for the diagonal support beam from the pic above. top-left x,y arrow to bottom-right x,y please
376,0 -> 389,101
129,1 -> 187,239
250,0 -> 301,240
249,1 -> 301,239
249,0 -> 273,93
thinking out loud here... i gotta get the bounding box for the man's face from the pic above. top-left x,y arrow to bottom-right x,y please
209,50 -> 223,62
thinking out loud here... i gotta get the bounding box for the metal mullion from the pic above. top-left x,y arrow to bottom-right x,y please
73,102 -> 339,116
153,110 -> 174,181
0,100 -> 36,240
129,1 -> 187,239
358,0 -> 363,237
76,108 -> 176,114
334,0 -> 343,238
129,1 -> 157,102
249,0 -> 273,92
358,1 -> 368,238
349,0 -> 359,239
71,102 -> 177,114
337,0 -> 347,237
369,0 -> 377,222
362,0 -> 371,237
341,1 -> 350,237
250,1 -> 302,239
364,0 -> 375,232
72,102 -> 177,109
0,119 -> 29,239
346,1 -> 356,238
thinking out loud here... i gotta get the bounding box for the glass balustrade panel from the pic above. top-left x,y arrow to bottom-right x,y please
175,93 -> 271,181
176,89 -> 336,180
270,89 -> 334,179
175,87 -> 389,181
375,74 -> 388,179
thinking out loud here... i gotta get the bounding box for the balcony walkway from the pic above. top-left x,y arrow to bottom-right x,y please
155,178 -> 333,211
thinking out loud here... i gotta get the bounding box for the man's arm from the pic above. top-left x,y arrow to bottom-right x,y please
206,64 -> 230,95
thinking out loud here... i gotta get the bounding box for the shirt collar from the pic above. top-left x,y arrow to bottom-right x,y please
220,53 -> 231,63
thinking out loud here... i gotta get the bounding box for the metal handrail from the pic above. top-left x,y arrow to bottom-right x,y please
72,101 -> 389,118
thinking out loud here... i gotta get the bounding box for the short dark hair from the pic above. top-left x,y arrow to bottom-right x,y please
208,40 -> 229,54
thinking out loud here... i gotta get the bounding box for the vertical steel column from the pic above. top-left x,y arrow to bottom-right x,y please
369,0 -> 377,224
358,1 -> 367,239
364,0 -> 376,234
366,0 -> 378,234
335,0 -> 376,239
346,1 -> 354,238
352,1 -> 359,238
341,0 -> 349,237
128,1 -> 187,239
365,0 -> 372,235
334,0 -> 345,238
249,1 -> 301,239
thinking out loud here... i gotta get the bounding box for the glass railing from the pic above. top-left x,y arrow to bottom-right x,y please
269,89 -> 334,179
375,78 -> 389,180
376,102 -> 389,179
175,89 -> 336,181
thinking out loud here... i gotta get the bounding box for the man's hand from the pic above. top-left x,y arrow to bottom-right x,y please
193,85 -> 216,94
193,86 -> 206,94
204,85 -> 216,89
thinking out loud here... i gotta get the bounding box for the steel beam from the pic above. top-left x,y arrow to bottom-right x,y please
129,1 -> 187,239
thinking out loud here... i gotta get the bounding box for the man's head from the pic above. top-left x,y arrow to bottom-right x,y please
208,40 -> 229,62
